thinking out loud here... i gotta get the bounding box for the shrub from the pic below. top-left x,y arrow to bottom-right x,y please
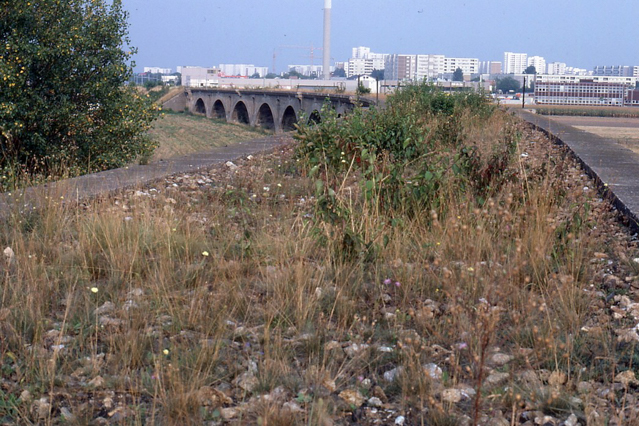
295,83 -> 506,222
0,0 -> 159,182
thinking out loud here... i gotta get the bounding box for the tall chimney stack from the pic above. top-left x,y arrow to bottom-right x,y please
323,0 -> 331,80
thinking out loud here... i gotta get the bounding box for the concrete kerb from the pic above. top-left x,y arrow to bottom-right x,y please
512,109 -> 639,233
0,134 -> 288,221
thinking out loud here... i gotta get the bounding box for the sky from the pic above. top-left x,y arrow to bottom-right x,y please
122,0 -> 639,74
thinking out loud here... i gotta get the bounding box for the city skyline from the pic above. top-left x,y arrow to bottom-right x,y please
122,0 -> 639,73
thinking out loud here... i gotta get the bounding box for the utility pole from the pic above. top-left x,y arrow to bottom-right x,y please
522,76 -> 526,109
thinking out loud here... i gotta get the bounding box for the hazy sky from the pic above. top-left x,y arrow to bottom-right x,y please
122,0 -> 639,73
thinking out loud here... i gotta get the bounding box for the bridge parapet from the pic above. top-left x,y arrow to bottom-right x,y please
169,88 -> 374,133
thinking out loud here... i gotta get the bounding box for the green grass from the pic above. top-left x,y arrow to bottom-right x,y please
148,112 -> 269,161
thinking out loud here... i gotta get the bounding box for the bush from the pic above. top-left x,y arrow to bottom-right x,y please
294,83 -> 518,262
356,84 -> 371,95
295,83 -> 505,218
0,0 -> 159,182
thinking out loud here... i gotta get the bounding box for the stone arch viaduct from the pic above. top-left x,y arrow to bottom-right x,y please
169,88 -> 375,133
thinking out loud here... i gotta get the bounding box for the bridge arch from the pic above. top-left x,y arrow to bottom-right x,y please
308,110 -> 322,125
256,103 -> 275,130
213,100 -> 226,120
232,101 -> 250,125
182,89 -> 374,133
194,98 -> 206,115
281,106 -> 297,131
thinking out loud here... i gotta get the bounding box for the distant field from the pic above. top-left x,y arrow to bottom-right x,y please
533,104 -> 639,118
573,125 -> 639,155
547,115 -> 639,155
148,112 -> 269,161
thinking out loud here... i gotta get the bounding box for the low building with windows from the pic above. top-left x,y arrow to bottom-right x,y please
534,75 -> 637,106
627,89 -> 639,106
181,67 -> 220,87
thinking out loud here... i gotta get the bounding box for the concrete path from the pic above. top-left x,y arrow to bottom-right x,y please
513,109 -> 639,231
0,135 -> 287,218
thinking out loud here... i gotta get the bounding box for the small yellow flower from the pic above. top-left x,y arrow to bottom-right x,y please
202,251 -> 209,257
163,349 -> 169,355
90,287 -> 99,293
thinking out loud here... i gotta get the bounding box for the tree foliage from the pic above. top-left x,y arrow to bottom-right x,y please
356,83 -> 371,95
370,69 -> 384,81
452,67 -> 464,82
284,69 -> 311,80
0,0 -> 159,178
524,65 -> 537,74
496,76 -> 521,93
332,67 -> 346,78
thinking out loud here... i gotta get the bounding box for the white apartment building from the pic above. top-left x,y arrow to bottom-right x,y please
218,64 -> 269,77
504,52 -> 528,74
368,53 -> 388,71
634,66 -> 639,77
442,57 -> 479,75
346,58 -> 374,77
546,62 -> 566,75
352,46 -> 371,59
527,56 -> 546,74
347,47 -> 389,77
288,64 -> 323,77
386,53 -> 478,81
535,75 -> 637,106
415,55 -> 445,80
144,67 -> 172,75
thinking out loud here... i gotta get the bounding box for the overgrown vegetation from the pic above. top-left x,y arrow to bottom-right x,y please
0,0 -> 159,184
0,84 -> 638,424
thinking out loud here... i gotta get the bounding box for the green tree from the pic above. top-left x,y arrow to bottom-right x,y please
496,76 -> 521,93
452,67 -> 464,82
356,83 -> 371,95
370,69 -> 384,81
524,65 -> 536,74
0,0 -> 159,177
286,69 -> 309,79
332,67 -> 346,78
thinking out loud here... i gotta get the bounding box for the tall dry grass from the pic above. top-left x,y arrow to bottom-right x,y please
0,89 -> 636,424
